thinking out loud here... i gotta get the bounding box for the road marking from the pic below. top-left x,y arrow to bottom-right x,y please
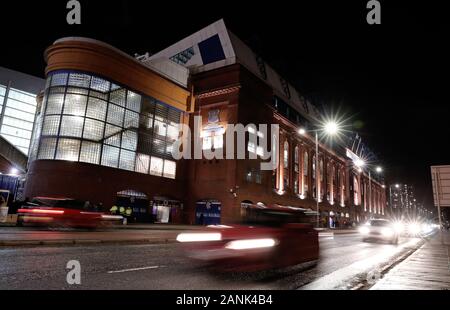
107,265 -> 164,274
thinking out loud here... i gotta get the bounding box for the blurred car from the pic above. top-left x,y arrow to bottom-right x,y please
359,219 -> 399,244
176,205 -> 319,272
17,197 -> 122,228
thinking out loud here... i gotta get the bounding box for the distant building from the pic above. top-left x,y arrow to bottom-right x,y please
0,66 -> 44,201
0,66 -> 45,157
388,183 -> 425,218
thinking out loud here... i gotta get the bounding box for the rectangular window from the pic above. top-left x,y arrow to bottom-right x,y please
66,87 -> 89,96
126,91 -> 141,112
121,130 -> 138,151
135,153 -> 150,174
4,107 -> 35,122
154,119 -> 167,137
0,125 -> 32,140
60,116 -> 84,137
45,94 -> 64,115
79,141 -> 101,165
68,73 -> 91,88
5,98 -> 36,114
104,124 -> 122,147
150,156 -> 164,176
50,73 -> 68,86
90,76 -> 110,93
63,94 -> 87,117
8,89 -> 36,105
38,138 -> 57,159
124,110 -> 139,129
119,149 -> 136,171
86,97 -> 107,121
246,171 -> 252,182
106,104 -> 124,126
255,170 -> 262,184
42,116 -> 61,136
167,123 -> 180,141
101,145 -> 120,168
2,116 -> 34,131
110,87 -> 126,107
56,139 -> 80,161
83,119 -> 104,141
163,160 -> 176,179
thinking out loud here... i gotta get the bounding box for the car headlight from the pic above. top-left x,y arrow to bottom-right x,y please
176,233 -> 222,242
393,222 -> 405,233
359,226 -> 370,235
408,223 -> 421,235
224,238 -> 278,250
381,227 -> 394,237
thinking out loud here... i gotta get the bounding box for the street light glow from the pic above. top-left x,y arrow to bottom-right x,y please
298,128 -> 306,135
324,121 -> 339,135
354,159 -> 365,167
395,184 -> 400,188
376,166 -> 383,173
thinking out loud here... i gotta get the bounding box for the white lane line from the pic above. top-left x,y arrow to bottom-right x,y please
108,265 -> 164,274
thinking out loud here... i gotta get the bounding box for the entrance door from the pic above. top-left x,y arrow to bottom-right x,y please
155,205 -> 171,223
195,200 -> 221,225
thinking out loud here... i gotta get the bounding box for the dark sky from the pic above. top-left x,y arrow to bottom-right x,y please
1,1 -> 449,210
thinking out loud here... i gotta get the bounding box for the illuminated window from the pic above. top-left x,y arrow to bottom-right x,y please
163,160 -> 176,179
135,153 -> 150,174
56,139 -> 80,161
32,71 -> 181,179
79,141 -> 101,165
150,156 -> 164,176
283,141 -> 289,168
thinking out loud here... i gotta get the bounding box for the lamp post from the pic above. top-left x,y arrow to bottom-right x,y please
300,121 -> 340,228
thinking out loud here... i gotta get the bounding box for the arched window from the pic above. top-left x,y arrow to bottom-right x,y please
283,141 -> 289,168
294,146 -> 299,194
283,141 -> 289,187
303,151 -> 309,196
340,169 -> 346,206
319,158 -> 324,201
353,175 -> 360,206
312,155 -> 316,198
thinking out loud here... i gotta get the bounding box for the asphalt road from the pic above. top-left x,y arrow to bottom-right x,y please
0,234 -> 423,290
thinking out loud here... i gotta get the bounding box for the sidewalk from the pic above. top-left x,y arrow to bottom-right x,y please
370,231 -> 450,290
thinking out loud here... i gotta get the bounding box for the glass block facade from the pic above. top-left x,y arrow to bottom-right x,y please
29,71 -> 181,179
0,84 -> 37,154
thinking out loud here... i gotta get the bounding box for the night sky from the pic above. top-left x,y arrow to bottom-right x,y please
1,1 -> 448,211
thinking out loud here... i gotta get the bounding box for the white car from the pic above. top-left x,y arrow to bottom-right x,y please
359,219 -> 399,244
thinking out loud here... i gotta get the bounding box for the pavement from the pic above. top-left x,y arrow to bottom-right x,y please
0,224 -> 358,246
370,231 -> 450,290
0,233 -> 424,290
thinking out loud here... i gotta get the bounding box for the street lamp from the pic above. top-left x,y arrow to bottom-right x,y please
300,121 -> 341,228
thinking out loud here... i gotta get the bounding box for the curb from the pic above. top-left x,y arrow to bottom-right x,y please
350,237 -> 428,290
0,238 -> 178,247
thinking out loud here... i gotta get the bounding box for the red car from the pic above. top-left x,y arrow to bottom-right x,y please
17,197 -> 122,228
177,205 -> 319,272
